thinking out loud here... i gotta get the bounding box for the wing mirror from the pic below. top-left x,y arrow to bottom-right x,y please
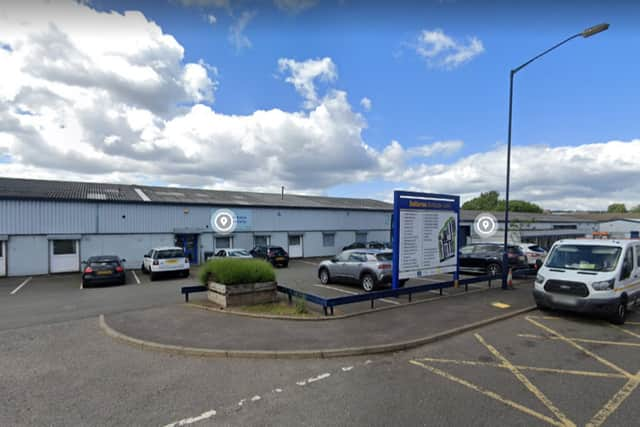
121,258 -> 127,263
143,254 -> 149,258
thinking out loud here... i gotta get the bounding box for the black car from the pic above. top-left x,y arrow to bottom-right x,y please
459,243 -> 528,276
342,241 -> 390,251
250,245 -> 289,267
82,255 -> 126,287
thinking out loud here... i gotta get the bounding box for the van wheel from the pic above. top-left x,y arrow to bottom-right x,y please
319,268 -> 330,285
361,273 -> 375,292
486,263 -> 502,277
611,298 -> 627,325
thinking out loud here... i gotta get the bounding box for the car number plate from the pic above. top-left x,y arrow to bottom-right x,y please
97,271 -> 112,275
552,294 -> 577,306
276,257 -> 285,261
166,259 -> 178,264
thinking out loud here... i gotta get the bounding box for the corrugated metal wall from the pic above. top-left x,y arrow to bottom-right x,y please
0,200 -> 390,234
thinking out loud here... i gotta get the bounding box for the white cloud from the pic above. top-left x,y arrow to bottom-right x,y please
360,97 -> 372,111
408,140 -> 463,157
180,0 -> 230,8
274,0 -> 319,14
387,140 -> 640,211
229,10 -> 256,51
278,57 -> 337,109
207,14 -> 217,25
415,29 -> 484,69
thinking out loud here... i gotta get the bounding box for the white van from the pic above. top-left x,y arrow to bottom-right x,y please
534,239 -> 640,324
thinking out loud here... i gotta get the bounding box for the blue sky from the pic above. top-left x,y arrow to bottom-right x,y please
0,0 -> 639,210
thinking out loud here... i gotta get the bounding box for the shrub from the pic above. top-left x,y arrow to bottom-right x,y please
199,258 -> 276,286
294,296 -> 308,314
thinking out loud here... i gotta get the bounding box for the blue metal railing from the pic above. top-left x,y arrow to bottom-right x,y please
277,274 -> 505,316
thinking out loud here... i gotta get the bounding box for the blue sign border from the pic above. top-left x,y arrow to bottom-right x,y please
392,191 -> 461,289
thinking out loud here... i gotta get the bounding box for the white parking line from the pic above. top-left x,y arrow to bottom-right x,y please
297,260 -> 319,266
132,270 -> 141,284
312,284 -> 400,305
10,277 -> 32,295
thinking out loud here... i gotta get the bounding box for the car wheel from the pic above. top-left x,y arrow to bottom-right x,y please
399,279 -> 408,288
319,268 -> 330,285
611,298 -> 627,325
361,273 -> 375,292
536,302 -> 550,311
150,272 -> 157,282
182,270 -> 189,278
486,263 -> 502,277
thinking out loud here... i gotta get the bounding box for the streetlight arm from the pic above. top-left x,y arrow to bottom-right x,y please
512,33 -> 582,74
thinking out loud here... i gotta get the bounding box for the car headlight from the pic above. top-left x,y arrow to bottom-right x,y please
535,274 -> 545,285
591,279 -> 614,291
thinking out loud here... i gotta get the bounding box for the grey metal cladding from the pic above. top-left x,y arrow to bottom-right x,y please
0,177 -> 392,211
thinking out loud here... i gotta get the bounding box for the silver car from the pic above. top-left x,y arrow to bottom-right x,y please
317,249 -> 406,292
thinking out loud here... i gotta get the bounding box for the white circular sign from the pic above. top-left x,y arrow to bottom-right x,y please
473,212 -> 498,239
212,209 -> 237,234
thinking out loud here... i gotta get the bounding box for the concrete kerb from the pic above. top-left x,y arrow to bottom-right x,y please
186,284 -> 496,321
98,305 -> 537,359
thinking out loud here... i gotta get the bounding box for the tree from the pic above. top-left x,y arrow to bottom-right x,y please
461,191 -> 500,211
462,191 -> 543,213
607,203 -> 628,213
631,205 -> 640,214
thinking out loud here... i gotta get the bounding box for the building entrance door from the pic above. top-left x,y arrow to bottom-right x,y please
288,235 -> 303,258
175,234 -> 198,264
0,241 -> 5,276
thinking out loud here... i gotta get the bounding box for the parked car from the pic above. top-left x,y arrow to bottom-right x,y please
209,248 -> 253,259
82,255 -> 126,287
318,249 -> 407,292
534,239 -> 640,324
250,245 -> 289,267
342,241 -> 391,251
141,247 -> 190,281
517,243 -> 548,267
459,243 -> 528,276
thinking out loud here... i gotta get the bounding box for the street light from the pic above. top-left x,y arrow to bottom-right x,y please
501,23 -> 609,290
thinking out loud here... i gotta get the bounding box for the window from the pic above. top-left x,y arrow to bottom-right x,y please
53,240 -> 76,255
348,253 -> 366,262
336,252 -> 350,262
355,232 -> 367,244
215,237 -> 231,249
460,246 -> 474,255
0,243 -> 3,257
323,233 -> 335,247
553,224 -> 577,230
621,248 -> 634,280
289,235 -> 301,246
254,235 -> 270,247
636,246 -> 640,270
157,249 -> 184,259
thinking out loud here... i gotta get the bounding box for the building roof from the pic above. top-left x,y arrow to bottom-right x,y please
553,212 -> 640,223
0,177 -> 393,211
460,210 -> 592,223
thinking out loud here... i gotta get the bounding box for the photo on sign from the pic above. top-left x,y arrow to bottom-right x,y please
438,216 -> 456,262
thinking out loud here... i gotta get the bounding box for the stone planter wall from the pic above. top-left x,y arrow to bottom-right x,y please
207,281 -> 278,308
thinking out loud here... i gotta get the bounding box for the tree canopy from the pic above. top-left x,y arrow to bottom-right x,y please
607,203 -> 628,213
462,191 -> 543,213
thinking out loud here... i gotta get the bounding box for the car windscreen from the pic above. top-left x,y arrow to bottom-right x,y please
376,253 -> 392,262
545,245 -> 622,272
230,250 -> 250,256
157,249 -> 184,259
269,247 -> 286,256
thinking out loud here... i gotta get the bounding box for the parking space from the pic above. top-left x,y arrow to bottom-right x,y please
409,310 -> 640,427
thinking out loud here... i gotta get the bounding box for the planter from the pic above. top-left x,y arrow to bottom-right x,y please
207,281 -> 278,308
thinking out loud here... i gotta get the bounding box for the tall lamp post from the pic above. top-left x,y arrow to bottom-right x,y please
502,23 -> 609,289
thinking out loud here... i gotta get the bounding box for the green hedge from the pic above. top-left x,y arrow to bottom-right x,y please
199,258 -> 276,285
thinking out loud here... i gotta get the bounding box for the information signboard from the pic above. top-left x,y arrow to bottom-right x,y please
392,191 -> 460,289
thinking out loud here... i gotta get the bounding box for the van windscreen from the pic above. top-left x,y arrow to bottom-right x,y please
545,245 -> 621,272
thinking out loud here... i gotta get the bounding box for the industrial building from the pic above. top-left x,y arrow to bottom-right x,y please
1,177 -> 632,278
0,177 -> 392,276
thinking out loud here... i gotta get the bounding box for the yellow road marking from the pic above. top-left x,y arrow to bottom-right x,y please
474,333 -> 576,427
529,315 -> 562,320
625,321 -> 640,326
609,324 -> 640,340
409,360 -> 566,427
586,372 -> 640,427
491,302 -> 510,309
416,357 -> 626,379
517,334 -> 640,348
526,316 -> 633,379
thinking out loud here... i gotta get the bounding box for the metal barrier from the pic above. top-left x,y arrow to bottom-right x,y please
277,274 -> 499,316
